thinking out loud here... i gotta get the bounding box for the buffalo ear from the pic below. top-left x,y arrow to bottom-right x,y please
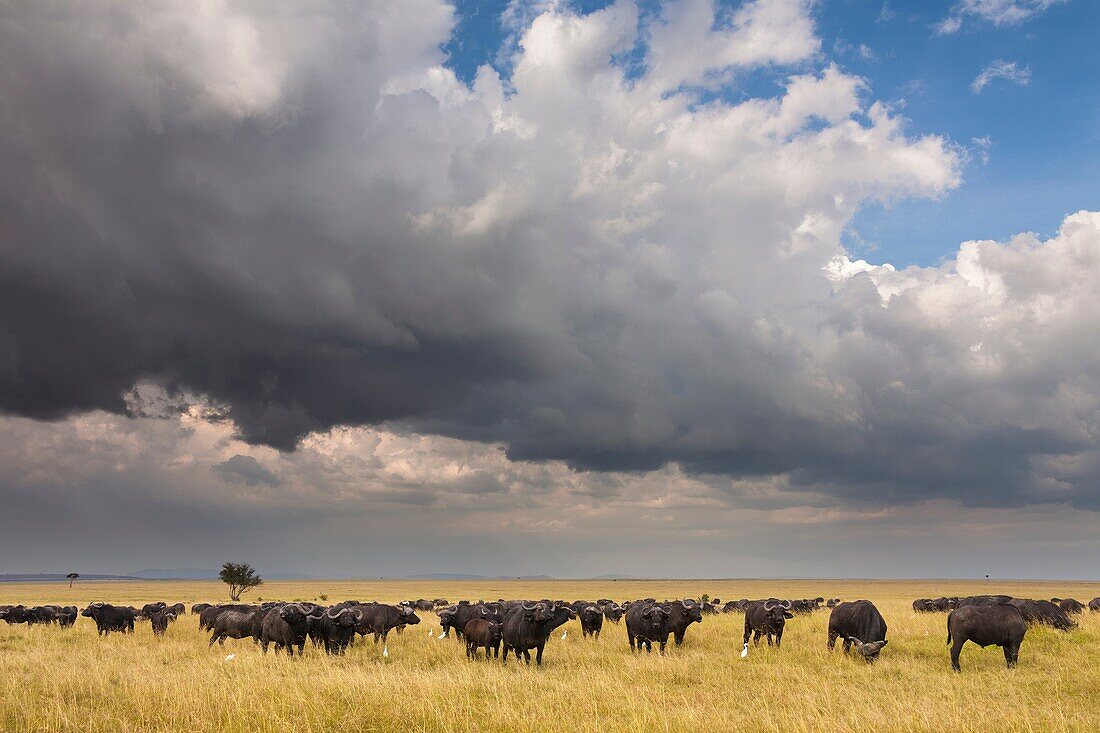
880,640 -> 888,647
784,612 -> 794,619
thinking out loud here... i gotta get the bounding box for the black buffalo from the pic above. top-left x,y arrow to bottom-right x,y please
1053,598 -> 1085,615
743,599 -> 793,648
666,600 -> 703,646
354,603 -> 420,643
208,608 -> 263,647
1090,597 -> 1100,612
56,606 -> 78,628
1006,599 -> 1076,631
81,603 -> 135,635
192,603 -> 212,615
501,601 -> 572,666
463,618 -> 503,659
625,603 -> 671,653
315,606 -> 360,655
148,607 -> 180,636
947,604 -> 1026,672
828,600 -> 887,661
577,604 -> 603,638
260,603 -> 322,655
437,602 -> 489,639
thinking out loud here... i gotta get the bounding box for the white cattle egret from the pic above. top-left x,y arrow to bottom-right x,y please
225,654 -> 236,662
383,646 -> 389,658
561,630 -> 567,640
740,643 -> 749,659
437,632 -> 446,639
428,628 -> 433,637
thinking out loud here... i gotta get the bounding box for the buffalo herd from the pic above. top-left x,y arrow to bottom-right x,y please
3,592 -> 1098,672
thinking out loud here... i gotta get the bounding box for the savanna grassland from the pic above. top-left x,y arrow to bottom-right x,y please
2,579 -> 1099,732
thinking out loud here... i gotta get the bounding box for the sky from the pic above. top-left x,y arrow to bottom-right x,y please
1,0 -> 1099,579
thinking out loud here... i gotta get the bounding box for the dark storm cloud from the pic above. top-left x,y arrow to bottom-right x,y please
1,0 -> 1099,517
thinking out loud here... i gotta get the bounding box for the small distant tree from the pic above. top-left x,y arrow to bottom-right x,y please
66,572 -> 79,589
219,562 -> 262,601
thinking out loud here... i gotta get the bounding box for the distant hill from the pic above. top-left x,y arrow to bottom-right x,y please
0,573 -> 139,583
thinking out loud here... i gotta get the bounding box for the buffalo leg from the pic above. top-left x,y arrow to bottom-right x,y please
828,630 -> 838,651
950,638 -> 965,672
536,643 -> 544,666
776,628 -> 783,648
1004,643 -> 1019,668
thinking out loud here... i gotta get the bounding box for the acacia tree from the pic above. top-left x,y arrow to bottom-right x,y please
219,562 -> 262,601
66,572 -> 79,589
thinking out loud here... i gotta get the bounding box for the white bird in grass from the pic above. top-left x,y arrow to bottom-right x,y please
383,646 -> 389,658
740,643 -> 749,659
437,632 -> 446,640
561,630 -> 567,640
224,654 -> 236,662
428,628 -> 433,637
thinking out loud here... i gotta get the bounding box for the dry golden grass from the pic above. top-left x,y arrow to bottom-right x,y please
2,579 -> 1099,732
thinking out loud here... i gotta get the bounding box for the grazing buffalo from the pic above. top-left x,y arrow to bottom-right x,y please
501,601 -> 571,666
947,604 -> 1026,672
626,603 -> 671,653
1005,599 -> 1076,631
826,598 -> 841,608
208,609 -> 263,647
1090,598 -> 1100,612
912,599 -> 937,613
463,619 -> 503,659
1053,598 -> 1085,615
577,604 -> 603,638
148,607 -> 179,636
191,603 -> 212,615
316,606 -> 360,655
260,603 -> 321,656
828,600 -> 888,661
355,603 -> 420,643
81,603 -> 135,635
1,605 -> 58,625
743,600 -> 793,648
199,604 -> 254,631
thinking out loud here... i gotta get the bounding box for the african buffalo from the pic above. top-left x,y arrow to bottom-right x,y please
208,608 -> 264,647
666,599 -> 703,646
1006,599 -> 1076,631
463,618 -> 503,659
947,604 -> 1026,672
828,600 -> 887,661
743,599 -> 793,648
148,607 -> 179,636
501,601 -> 571,666
1053,598 -> 1085,615
355,603 -> 420,643
260,603 -> 321,655
1090,597 -> 1100,612
625,603 -> 671,653
437,602 -> 489,639
81,603 -> 135,635
316,606 -> 360,655
577,604 -> 603,638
